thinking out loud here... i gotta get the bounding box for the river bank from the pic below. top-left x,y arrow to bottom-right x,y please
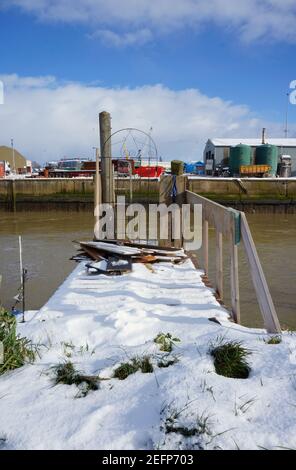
1,177 -> 296,212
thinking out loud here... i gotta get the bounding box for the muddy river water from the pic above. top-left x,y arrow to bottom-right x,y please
0,211 -> 295,329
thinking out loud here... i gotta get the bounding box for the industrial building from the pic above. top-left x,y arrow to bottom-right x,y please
204,138 -> 296,176
0,145 -> 31,175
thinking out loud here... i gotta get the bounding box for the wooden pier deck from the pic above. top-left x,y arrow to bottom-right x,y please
35,259 -> 230,342
2,258 -> 295,450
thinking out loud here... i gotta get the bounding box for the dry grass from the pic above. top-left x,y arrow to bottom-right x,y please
264,336 -> 282,345
51,361 -> 100,397
0,308 -> 37,375
113,356 -> 153,380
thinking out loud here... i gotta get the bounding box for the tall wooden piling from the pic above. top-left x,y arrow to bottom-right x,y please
99,111 -> 114,205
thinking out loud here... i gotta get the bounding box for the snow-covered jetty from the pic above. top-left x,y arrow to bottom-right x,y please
1,259 -> 296,450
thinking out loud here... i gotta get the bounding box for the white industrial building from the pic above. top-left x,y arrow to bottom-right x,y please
204,138 -> 296,176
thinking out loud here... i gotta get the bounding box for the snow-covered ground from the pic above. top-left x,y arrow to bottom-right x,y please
0,260 -> 296,450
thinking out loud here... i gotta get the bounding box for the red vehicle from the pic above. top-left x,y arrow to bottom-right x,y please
117,159 -> 165,178
134,165 -> 164,178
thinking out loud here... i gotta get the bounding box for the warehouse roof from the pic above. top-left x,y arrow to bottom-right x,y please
209,138 -> 296,147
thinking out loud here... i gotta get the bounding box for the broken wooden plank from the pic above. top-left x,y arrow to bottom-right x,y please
93,239 -> 180,252
81,241 -> 142,256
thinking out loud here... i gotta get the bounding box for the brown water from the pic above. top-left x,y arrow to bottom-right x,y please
0,212 -> 94,312
0,211 -> 295,329
201,213 -> 296,329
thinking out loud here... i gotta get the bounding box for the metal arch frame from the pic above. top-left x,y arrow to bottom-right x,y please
102,127 -> 159,162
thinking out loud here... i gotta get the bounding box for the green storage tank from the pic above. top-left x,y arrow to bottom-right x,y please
255,144 -> 278,176
229,144 -> 252,176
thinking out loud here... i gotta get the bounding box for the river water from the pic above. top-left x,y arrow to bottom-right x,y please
0,211 -> 295,329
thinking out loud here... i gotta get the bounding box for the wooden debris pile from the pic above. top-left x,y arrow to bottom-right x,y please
71,240 -> 187,276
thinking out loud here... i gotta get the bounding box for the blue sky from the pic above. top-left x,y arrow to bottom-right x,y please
0,0 -> 296,161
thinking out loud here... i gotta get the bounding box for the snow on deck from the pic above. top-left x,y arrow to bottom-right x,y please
1,260 -> 296,450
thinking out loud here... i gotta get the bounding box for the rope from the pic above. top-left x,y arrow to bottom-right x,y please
171,175 -> 177,203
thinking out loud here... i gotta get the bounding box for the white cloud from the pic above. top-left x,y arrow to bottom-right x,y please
0,74 -> 56,88
89,28 -> 153,47
1,73 -> 286,163
4,0 -> 296,44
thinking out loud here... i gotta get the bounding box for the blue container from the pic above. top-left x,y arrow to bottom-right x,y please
184,161 -> 205,175
184,163 -> 195,173
195,161 -> 205,175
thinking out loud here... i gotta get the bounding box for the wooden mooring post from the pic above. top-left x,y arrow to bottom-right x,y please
99,111 -> 114,206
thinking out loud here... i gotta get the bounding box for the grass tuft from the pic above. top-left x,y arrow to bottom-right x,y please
113,361 -> 139,380
164,406 -> 213,441
113,356 -> 153,380
51,361 -> 100,397
0,308 -> 37,375
264,336 -> 282,345
154,333 -> 180,353
165,416 -> 212,438
140,356 -> 154,374
61,340 -> 95,358
209,339 -> 251,379
157,356 -> 179,368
